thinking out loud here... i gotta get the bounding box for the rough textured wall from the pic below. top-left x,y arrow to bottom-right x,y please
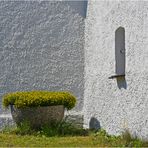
0,1 -> 85,122
84,0 -> 148,139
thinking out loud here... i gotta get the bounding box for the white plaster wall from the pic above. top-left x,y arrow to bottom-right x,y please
0,1 -> 85,121
84,0 -> 148,139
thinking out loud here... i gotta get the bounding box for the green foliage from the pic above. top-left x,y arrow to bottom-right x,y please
15,121 -> 33,135
92,129 -> 122,146
2,91 -> 76,110
121,130 -> 143,147
1,120 -> 88,137
0,134 -> 92,147
92,129 -> 148,147
0,127 -> 148,147
0,122 -> 34,136
40,120 -> 88,137
0,125 -> 17,134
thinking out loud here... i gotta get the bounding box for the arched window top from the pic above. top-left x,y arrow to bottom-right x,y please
116,27 -> 125,32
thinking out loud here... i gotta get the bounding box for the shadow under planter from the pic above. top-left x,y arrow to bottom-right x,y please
10,105 -> 64,129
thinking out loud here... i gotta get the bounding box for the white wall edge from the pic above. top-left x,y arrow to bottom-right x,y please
0,114 -> 12,118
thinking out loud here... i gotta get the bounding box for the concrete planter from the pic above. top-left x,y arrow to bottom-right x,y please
10,105 -> 64,128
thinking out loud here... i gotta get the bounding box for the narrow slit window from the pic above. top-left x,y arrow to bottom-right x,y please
115,27 -> 125,75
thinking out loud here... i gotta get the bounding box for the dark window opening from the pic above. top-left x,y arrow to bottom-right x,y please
115,27 -> 125,75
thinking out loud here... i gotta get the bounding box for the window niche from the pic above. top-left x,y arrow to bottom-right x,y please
109,27 -> 127,89
109,27 -> 125,79
115,27 -> 125,76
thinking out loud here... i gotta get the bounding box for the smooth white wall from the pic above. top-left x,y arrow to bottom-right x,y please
84,0 -> 148,139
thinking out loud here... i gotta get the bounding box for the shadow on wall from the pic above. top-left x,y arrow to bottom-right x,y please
89,117 -> 101,130
67,0 -> 88,18
116,77 -> 127,89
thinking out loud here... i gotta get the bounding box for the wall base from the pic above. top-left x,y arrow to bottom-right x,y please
0,114 -> 14,129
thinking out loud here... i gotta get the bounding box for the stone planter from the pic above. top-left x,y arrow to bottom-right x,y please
10,105 -> 64,128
